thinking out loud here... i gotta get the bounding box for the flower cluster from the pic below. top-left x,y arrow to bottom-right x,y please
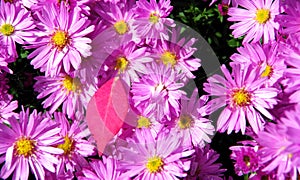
0,0 -> 299,179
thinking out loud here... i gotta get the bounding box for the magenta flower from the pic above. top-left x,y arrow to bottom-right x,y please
230,42 -> 286,87
152,28 -> 201,81
230,141 -> 260,176
187,145 -> 225,180
228,0 -> 280,44
94,1 -> 138,45
255,121 -> 298,180
27,3 -> 94,77
101,41 -> 153,86
34,73 -> 96,119
118,129 -> 194,179
172,89 -> 214,147
77,156 -> 127,180
130,62 -> 186,121
54,112 -> 96,178
204,64 -> 278,134
133,0 -> 175,44
0,0 -> 36,57
0,108 -> 64,180
275,0 -> 300,36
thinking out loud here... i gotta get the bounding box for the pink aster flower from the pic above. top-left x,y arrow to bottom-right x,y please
230,42 -> 286,87
27,3 -> 94,77
101,41 -> 153,85
171,89 -> 214,147
204,64 -> 278,134
152,28 -> 201,82
93,1 -> 139,45
228,0 -> 280,44
77,156 -> 127,180
130,62 -> 186,121
0,0 -> 36,57
53,112 -> 96,178
187,145 -> 225,180
133,0 -> 175,44
0,108 -> 64,180
118,129 -> 194,179
34,73 -> 96,119
230,141 -> 261,176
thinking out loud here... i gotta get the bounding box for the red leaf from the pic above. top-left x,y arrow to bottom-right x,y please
86,77 -> 128,155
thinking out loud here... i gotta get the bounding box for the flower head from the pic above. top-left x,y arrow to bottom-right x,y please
228,0 -> 280,44
187,145 -> 225,180
34,73 -> 96,118
54,112 -> 96,177
133,0 -> 175,44
27,3 -> 94,77
118,129 -> 194,179
0,108 -> 64,180
130,62 -> 186,121
0,0 -> 36,57
204,64 -> 278,134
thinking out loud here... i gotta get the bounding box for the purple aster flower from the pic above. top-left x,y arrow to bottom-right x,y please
34,73 -> 96,119
0,0 -> 36,57
101,41 -> 153,85
27,3 -> 94,77
230,141 -> 261,176
204,64 -> 278,134
93,1 -> 139,45
228,0 -> 280,44
187,145 -> 226,180
230,42 -> 286,87
255,121 -> 299,180
275,0 -> 300,36
77,156 -> 127,180
130,62 -> 186,121
53,112 -> 96,178
171,89 -> 214,147
118,129 -> 194,179
133,0 -> 175,44
152,28 -> 201,82
0,108 -> 64,180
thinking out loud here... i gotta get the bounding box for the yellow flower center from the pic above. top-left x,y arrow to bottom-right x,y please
261,65 -> 273,78
0,24 -> 14,36
51,30 -> 69,50
255,9 -> 270,24
146,156 -> 164,173
15,137 -> 35,157
231,88 -> 251,107
161,51 -> 177,66
57,136 -> 74,155
149,13 -> 160,24
137,116 -> 151,128
178,115 -> 193,129
114,20 -> 128,35
243,155 -> 251,167
115,57 -> 128,72
62,76 -> 81,93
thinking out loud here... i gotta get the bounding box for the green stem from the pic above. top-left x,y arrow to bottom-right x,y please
243,174 -> 249,180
